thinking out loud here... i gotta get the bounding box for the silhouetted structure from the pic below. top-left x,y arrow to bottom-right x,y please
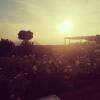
64,35 -> 100,45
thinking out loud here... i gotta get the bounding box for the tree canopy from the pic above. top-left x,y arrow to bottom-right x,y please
18,30 -> 33,41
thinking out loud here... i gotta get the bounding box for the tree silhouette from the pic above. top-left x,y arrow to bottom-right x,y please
18,30 -> 33,41
0,39 -> 15,56
17,30 -> 34,56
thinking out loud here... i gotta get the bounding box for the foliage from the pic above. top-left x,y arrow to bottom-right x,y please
16,41 -> 34,56
18,30 -> 33,41
0,39 -> 15,56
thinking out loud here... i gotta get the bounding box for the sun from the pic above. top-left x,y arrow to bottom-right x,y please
59,21 -> 74,33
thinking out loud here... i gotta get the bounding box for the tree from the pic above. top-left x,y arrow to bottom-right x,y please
0,39 -> 15,56
17,30 -> 34,56
18,30 -> 33,41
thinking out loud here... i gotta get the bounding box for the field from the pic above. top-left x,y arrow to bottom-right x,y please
0,43 -> 100,100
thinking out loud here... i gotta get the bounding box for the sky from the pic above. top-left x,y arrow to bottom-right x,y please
0,0 -> 100,44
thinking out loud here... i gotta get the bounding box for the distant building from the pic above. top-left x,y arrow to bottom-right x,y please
64,35 -> 100,45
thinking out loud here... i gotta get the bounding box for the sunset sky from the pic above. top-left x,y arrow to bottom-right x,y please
0,0 -> 100,44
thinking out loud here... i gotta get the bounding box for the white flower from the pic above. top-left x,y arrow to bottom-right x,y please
17,97 -> 21,100
87,63 -> 91,66
46,69 -> 51,74
75,60 -> 80,65
10,94 -> 15,99
48,60 -> 52,64
0,67 -> 3,71
64,75 -> 70,80
32,65 -> 37,71
67,65 -> 72,69
69,68 -> 72,72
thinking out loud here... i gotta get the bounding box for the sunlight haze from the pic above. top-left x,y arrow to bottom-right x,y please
0,0 -> 100,44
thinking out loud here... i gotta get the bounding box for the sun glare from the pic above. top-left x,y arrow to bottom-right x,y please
59,21 -> 74,33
